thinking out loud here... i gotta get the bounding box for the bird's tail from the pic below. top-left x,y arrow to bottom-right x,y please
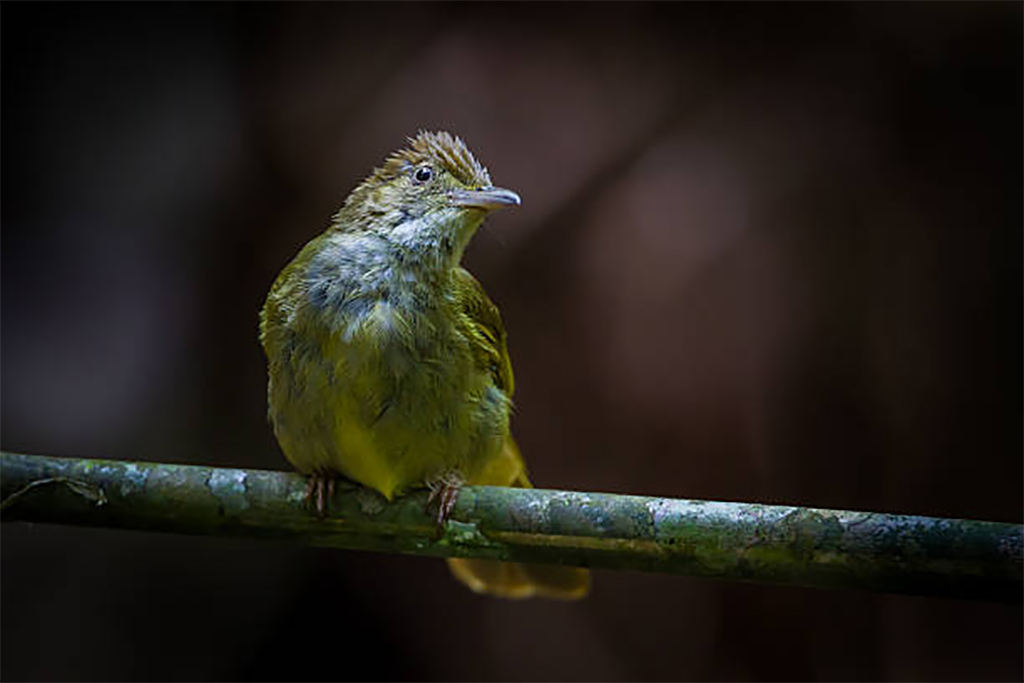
447,557 -> 590,600
445,438 -> 591,600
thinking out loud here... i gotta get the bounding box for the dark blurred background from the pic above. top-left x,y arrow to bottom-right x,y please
2,2 -> 1021,681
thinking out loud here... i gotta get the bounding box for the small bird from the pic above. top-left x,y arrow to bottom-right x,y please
259,131 -> 589,599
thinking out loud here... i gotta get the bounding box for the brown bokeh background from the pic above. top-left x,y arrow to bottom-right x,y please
2,3 -> 1021,681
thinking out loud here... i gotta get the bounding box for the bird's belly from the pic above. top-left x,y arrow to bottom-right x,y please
269,303 -> 510,500
333,373 -> 509,500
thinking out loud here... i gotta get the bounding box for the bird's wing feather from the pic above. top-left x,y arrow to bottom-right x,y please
451,267 -> 527,488
452,267 -> 514,397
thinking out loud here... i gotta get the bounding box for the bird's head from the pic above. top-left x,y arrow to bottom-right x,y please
333,131 -> 520,268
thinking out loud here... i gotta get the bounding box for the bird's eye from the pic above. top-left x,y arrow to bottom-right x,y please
414,166 -> 433,183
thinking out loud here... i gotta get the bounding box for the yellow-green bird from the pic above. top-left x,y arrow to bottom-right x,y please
259,131 -> 589,599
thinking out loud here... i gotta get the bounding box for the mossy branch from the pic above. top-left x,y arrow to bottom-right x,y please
1,451 -> 1020,602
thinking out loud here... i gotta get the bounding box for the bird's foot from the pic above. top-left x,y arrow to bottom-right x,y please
305,469 -> 337,518
427,472 -> 464,534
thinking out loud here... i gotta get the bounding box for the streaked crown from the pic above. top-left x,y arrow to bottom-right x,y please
375,131 -> 492,188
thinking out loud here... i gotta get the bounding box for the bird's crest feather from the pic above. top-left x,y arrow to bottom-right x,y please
375,131 -> 492,188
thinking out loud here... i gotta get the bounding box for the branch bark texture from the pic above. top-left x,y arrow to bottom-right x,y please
2,451 -> 1020,602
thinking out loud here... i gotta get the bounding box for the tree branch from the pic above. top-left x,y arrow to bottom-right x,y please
1,451 -> 1020,602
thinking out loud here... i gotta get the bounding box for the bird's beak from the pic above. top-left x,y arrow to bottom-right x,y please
449,186 -> 522,211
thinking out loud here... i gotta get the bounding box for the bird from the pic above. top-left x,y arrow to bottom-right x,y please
259,131 -> 590,599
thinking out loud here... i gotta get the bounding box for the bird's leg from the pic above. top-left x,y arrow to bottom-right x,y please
305,475 -> 317,505
305,469 -> 336,518
427,471 -> 465,532
438,483 -> 460,525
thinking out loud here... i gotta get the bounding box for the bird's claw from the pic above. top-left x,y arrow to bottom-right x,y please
427,474 -> 463,535
305,470 -> 336,517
